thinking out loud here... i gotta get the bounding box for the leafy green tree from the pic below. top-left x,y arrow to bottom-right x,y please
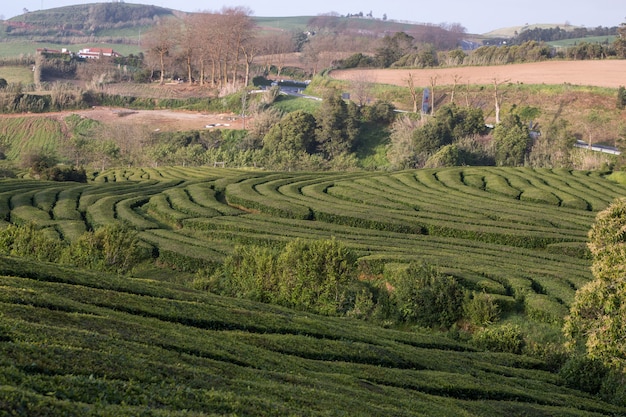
389,262 -> 465,328
564,198 -> 626,371
528,119 -> 576,168
263,110 -> 317,154
276,238 -> 358,315
412,118 -> 453,157
412,104 -> 486,166
492,113 -> 530,166
374,32 -> 415,67
315,92 -> 359,160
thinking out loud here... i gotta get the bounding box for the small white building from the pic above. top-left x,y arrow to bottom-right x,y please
77,47 -> 121,59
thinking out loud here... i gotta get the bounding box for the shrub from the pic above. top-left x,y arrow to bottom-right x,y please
61,224 -> 149,274
0,223 -> 63,262
471,323 -> 525,354
600,369 -> 626,406
210,244 -> 279,303
209,238 -> 360,316
559,356 -> 609,394
44,166 -> 87,182
389,262 -> 465,328
463,291 -> 501,326
276,238 -> 358,315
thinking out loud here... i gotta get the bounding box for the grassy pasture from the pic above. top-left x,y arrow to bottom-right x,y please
0,65 -> 34,84
0,41 -> 142,59
1,255 -> 625,416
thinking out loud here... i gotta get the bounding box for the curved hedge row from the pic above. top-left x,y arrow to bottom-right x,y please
1,166 -> 625,329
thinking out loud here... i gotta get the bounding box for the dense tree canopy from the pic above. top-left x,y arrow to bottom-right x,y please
564,198 -> 626,371
492,113 -> 531,166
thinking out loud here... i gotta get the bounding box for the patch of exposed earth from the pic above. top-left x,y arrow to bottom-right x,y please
331,60 -> 626,88
0,107 -> 248,132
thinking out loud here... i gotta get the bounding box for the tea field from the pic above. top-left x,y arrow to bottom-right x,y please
1,252 -> 625,416
1,166 -> 626,415
8,166 -> 626,325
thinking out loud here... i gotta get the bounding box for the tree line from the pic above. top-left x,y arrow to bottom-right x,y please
513,25 -> 618,44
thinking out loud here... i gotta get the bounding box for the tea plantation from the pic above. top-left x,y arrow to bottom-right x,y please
1,166 -> 626,415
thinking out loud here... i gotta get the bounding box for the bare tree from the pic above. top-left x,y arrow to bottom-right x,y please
351,71 -> 375,107
223,7 -> 254,87
450,74 -> 462,105
265,32 -> 294,79
241,36 -> 261,87
492,77 -> 510,124
429,75 -> 439,115
144,17 -> 176,85
176,15 -> 199,85
407,73 -> 419,113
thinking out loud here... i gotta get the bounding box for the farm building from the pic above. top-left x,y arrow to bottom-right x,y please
77,47 -> 121,59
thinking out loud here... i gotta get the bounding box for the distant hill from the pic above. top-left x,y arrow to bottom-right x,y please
3,2 -> 175,40
1,2 -> 461,47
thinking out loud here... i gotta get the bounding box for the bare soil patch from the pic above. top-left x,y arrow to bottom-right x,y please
331,60 -> 626,88
78,107 -> 246,131
1,107 -> 247,131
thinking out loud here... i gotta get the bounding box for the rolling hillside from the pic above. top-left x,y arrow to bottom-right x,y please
1,253 -> 625,416
1,166 -> 626,414
3,166 -> 626,329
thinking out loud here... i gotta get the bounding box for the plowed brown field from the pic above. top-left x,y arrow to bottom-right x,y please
331,60 -> 626,88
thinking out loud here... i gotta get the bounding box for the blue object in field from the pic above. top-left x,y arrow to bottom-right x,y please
422,88 -> 430,113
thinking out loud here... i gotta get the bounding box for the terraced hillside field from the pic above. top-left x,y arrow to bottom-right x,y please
3,256 -> 625,416
3,166 -> 626,415
4,166 -> 626,327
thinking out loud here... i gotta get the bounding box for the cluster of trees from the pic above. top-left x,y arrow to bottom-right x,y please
308,14 -> 465,51
198,237 -> 501,330
340,24 -> 626,70
4,95 -> 390,173
513,25 -> 618,44
388,104 -> 488,169
387,103 -> 579,170
143,8 -> 279,88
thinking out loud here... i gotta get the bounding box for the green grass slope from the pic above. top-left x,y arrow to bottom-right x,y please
1,255 -> 624,416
